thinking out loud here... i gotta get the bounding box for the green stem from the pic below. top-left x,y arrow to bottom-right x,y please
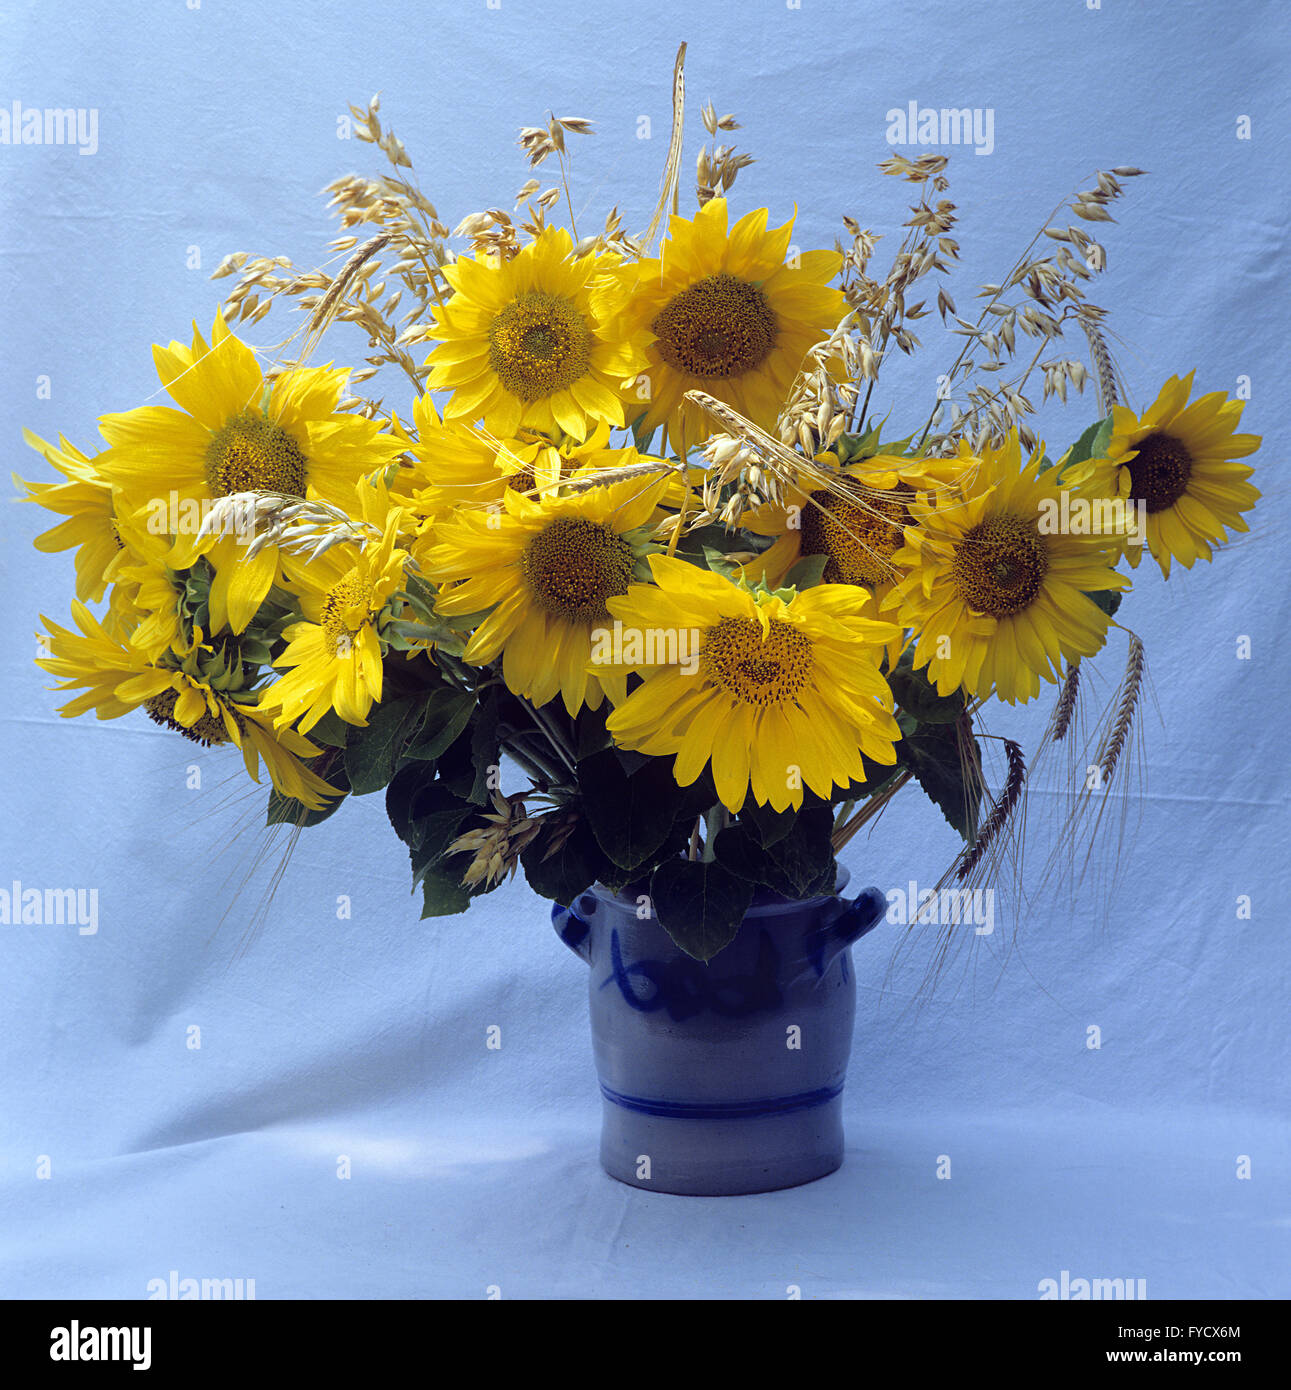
500,731 -> 568,789
518,698 -> 578,777
700,804 -> 729,862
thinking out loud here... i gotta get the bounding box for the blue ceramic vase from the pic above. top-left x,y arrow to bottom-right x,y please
552,870 -> 886,1195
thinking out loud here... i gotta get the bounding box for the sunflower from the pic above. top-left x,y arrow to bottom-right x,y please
743,450 -> 976,593
599,555 -> 902,813
1062,372 -> 1260,578
882,435 -> 1128,705
424,226 -> 647,440
397,396 -> 649,525
106,509 -> 196,661
17,430 -> 124,602
419,472 -> 670,716
95,312 -> 404,634
36,601 -> 338,809
624,198 -> 846,451
259,482 -> 410,734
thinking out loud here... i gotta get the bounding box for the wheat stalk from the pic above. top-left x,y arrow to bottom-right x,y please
1097,633 -> 1145,787
956,738 -> 1026,882
299,232 -> 394,359
639,42 -> 687,251
1081,314 -> 1120,412
556,457 -> 681,493
1050,660 -> 1080,742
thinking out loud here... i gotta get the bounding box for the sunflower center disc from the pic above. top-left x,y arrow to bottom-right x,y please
651,274 -> 778,379
504,466 -> 537,496
321,570 -> 375,648
204,410 -> 309,498
143,687 -> 237,746
800,483 -> 910,586
701,616 -> 814,707
951,514 -> 1050,618
1126,431 -> 1193,513
520,516 -> 635,624
488,291 -> 592,401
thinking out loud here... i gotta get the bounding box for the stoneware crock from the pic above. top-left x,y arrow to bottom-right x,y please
552,869 -> 886,1195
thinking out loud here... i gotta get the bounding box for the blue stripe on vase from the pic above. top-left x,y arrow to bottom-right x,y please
598,1080 -> 844,1120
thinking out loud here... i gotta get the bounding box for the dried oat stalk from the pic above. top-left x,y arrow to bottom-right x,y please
696,99 -> 752,206
446,792 -> 543,889
213,93 -> 455,416
919,166 -> 1145,454
197,491 -> 381,561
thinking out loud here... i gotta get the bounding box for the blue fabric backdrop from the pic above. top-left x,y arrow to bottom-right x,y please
1,0 -> 1288,1299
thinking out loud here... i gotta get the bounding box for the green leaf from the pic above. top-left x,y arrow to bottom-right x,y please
833,422 -> 884,464
782,552 -> 829,590
628,409 -> 659,453
612,746 -> 652,777
579,749 -> 683,870
403,687 -> 475,762
434,722 -> 481,801
710,823 -> 767,884
1052,413 -> 1113,480
714,804 -> 836,899
419,863 -> 473,918
673,765 -> 720,823
766,805 -> 836,897
738,799 -> 798,848
573,702 -> 613,761
649,859 -> 755,962
344,697 -> 423,795
888,652 -> 967,725
407,782 -> 477,871
386,763 -> 424,845
520,817 -> 611,905
307,707 -> 352,750
702,545 -> 744,579
465,688 -> 502,805
1085,587 -> 1123,618
671,523 -> 761,562
896,720 -> 981,842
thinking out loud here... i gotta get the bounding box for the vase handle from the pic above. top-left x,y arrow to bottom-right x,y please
551,902 -> 593,964
807,886 -> 887,974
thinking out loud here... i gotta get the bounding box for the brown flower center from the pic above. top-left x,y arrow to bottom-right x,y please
651,274 -> 778,379
520,516 -> 635,624
488,291 -> 592,401
800,482 -> 911,585
951,514 -> 1049,618
701,616 -> 814,707
1125,431 -> 1193,513
204,410 -> 308,498
143,687 -> 239,746
321,569 -> 376,651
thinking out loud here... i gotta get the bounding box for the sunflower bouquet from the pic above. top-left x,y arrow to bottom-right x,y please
20,64 -> 1260,962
